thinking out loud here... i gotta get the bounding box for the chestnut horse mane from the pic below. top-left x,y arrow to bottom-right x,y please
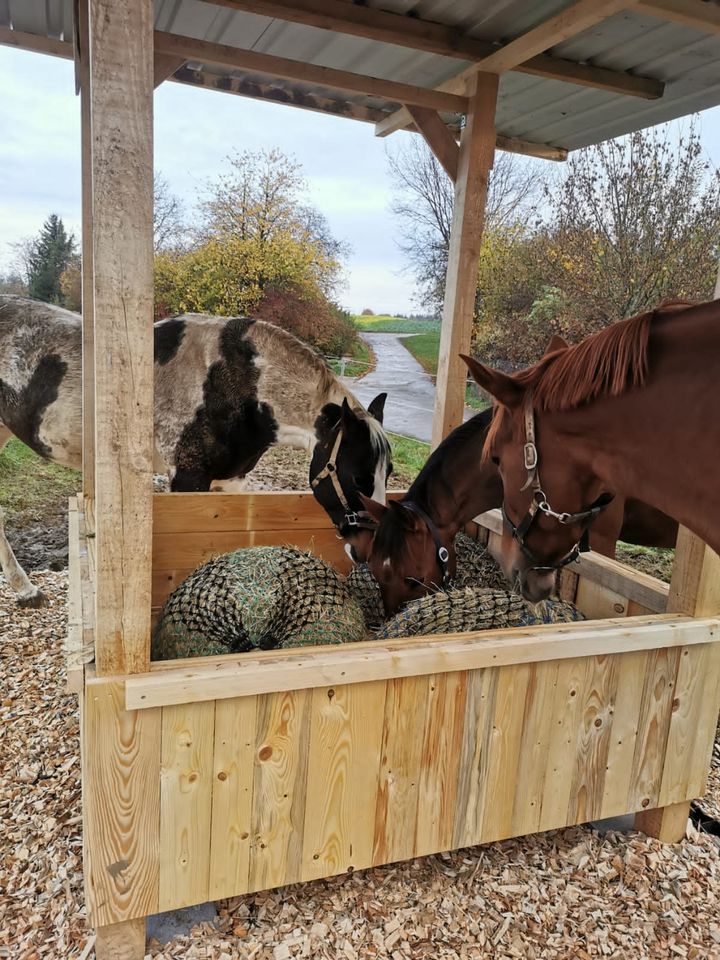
484,300 -> 696,455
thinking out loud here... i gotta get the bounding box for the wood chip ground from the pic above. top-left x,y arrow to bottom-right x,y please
3,572 -> 720,958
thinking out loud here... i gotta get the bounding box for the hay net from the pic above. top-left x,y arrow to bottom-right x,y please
153,546 -> 366,660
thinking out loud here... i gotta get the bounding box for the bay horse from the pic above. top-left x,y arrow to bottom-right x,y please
362,405 -> 677,616
464,299 -> 719,602
0,296 -> 390,606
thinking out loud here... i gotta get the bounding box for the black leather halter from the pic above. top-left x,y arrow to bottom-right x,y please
402,501 -> 453,589
310,424 -> 379,537
502,393 -> 614,572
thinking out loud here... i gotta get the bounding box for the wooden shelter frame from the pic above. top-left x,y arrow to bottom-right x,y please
7,0 -> 720,955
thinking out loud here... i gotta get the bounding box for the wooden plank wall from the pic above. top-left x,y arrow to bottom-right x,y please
84,637 -> 720,924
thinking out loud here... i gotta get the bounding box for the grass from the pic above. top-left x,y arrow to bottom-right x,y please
326,337 -> 374,378
353,315 -> 440,334
401,329 -> 489,411
0,438 -> 80,526
388,432 -> 429,487
616,542 -> 675,584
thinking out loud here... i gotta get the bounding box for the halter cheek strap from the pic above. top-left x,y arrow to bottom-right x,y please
402,501 -> 453,589
310,425 -> 378,535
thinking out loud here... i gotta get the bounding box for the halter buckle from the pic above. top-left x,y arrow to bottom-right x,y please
523,441 -> 538,471
344,511 -> 359,527
438,546 -> 450,563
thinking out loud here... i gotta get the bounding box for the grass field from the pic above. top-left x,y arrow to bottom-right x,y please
400,329 -> 489,411
0,438 -> 80,526
353,315 -> 440,334
388,432 -> 429,486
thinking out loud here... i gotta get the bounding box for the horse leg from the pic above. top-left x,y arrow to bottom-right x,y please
0,427 -> 46,607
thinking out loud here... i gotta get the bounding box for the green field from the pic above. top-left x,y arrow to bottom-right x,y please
326,337 -> 374,378
353,315 -> 440,334
401,329 -> 489,411
388,432 -> 429,486
0,438 -> 80,525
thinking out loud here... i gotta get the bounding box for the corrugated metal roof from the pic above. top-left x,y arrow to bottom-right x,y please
2,0 -> 720,153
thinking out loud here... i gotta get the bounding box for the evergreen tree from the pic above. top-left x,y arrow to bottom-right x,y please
27,215 -> 77,305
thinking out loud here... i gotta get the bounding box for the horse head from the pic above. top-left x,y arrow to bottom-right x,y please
310,393 -> 392,562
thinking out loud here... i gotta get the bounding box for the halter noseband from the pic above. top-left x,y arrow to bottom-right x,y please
310,424 -> 379,537
502,393 -> 614,572
402,501 -> 453,589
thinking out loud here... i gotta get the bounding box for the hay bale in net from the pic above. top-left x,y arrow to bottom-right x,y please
346,563 -> 386,629
376,587 -> 584,640
153,546 -> 366,660
453,531 -> 508,589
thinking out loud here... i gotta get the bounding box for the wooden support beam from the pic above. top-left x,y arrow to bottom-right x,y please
154,31 -> 468,114
89,0 -> 155,677
0,25 -> 73,59
95,919 -> 146,960
431,73 -> 498,448
171,65 -> 387,124
154,52 -> 186,87
193,0 -> 664,99
460,0 -> 635,76
635,801 -> 690,843
405,105 -> 459,181
79,0 -> 94,499
635,0 -> 720,33
668,527 -> 720,618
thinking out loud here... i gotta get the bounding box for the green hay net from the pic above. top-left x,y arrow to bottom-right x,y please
153,532 -> 584,661
152,546 -> 366,660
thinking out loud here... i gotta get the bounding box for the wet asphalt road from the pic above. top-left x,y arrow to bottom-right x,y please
343,332 -> 474,443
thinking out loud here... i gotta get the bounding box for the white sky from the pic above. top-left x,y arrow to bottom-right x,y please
1,44 -> 720,315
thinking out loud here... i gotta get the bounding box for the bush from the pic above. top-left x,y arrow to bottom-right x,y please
255,284 -> 358,357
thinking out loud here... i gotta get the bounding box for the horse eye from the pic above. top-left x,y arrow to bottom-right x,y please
491,456 -> 500,466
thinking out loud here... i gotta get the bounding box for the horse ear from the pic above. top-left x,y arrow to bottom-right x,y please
545,334 -> 568,354
461,355 -> 524,409
341,397 -> 359,430
359,493 -> 388,522
367,393 -> 387,424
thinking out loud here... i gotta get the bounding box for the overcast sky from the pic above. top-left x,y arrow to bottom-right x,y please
1,44 -> 720,315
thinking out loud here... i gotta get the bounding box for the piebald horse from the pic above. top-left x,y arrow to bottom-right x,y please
0,296 -> 391,606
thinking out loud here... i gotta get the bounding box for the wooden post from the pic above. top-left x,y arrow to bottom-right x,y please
79,0 -> 94,498
87,1 -> 155,953
430,73 -> 498,448
634,528 -> 720,842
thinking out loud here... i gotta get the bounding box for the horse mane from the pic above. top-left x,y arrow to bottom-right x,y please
484,299 -> 696,456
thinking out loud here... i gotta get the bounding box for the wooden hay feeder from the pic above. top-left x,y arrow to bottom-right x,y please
37,1 -> 720,954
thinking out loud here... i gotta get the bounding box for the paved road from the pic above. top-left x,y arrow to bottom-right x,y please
342,332 -> 474,443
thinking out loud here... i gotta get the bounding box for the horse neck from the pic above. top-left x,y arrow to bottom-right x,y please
408,413 -> 501,537
553,300 -> 720,553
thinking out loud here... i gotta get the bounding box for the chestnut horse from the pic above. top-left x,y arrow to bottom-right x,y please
362,405 -> 677,615
465,299 -> 719,602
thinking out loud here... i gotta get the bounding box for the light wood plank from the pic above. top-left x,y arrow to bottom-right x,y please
95,919 -> 146,960
431,73 -> 498,447
537,657 -> 588,831
481,663 -> 531,841
566,655 -> 620,823
208,696 -> 258,900
373,676 -> 429,864
511,660 -> 559,836
126,616 -> 719,710
90,0 -> 154,676
0,25 -> 73,59
599,650 -> 648,818
575,578 -> 628,620
248,690 -> 311,891
627,647 -> 682,813
154,52 -> 185,87
66,497 -> 84,692
405,106 -> 459,181
415,672 -> 467,856
155,31 -> 468,114
660,643 -> 720,804
301,680 -> 387,880
79,0 -> 95,498
452,668 -> 498,847
668,528 -> 720,617
635,801 -> 690,842
158,701 -> 215,911
83,681 -> 160,927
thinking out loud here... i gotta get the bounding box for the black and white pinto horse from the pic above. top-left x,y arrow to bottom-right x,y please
0,296 -> 391,606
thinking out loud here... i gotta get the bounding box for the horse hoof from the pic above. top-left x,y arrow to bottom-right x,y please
18,590 -> 47,609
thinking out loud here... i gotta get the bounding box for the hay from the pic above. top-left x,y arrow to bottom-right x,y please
153,546 -> 366,660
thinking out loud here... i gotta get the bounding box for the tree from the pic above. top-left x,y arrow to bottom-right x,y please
154,173 -> 187,253
388,138 -> 543,309
25,214 -> 77,305
543,120 -> 720,324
